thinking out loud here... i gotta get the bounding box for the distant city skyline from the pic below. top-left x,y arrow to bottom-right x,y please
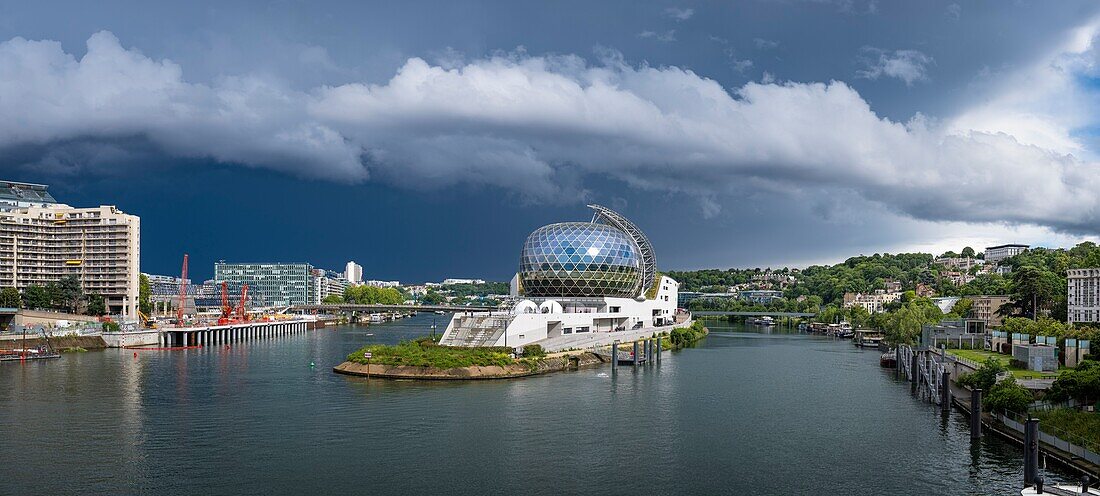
3,1 -> 1099,281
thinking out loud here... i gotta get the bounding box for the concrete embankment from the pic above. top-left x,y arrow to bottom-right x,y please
333,352 -> 606,380
0,335 -> 107,351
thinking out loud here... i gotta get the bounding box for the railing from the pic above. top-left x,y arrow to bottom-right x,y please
996,409 -> 1100,467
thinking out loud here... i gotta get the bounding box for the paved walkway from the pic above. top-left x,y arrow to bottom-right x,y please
531,320 -> 692,353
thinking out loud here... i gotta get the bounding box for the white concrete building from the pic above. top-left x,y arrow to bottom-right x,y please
843,290 -> 902,314
1068,268 -> 1100,324
345,261 -> 363,284
984,244 -> 1029,264
439,205 -> 683,350
0,181 -> 140,318
442,278 -> 485,285
312,269 -> 349,304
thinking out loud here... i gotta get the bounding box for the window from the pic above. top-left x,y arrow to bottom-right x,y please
563,328 -> 572,334
576,327 -> 590,333
609,306 -> 620,313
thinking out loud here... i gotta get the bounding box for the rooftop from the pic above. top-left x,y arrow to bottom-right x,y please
985,244 -> 1029,250
0,181 -> 57,204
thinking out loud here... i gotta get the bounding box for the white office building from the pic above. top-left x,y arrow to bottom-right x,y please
1068,268 -> 1100,324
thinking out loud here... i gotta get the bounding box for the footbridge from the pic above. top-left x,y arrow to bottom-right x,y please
290,304 -> 496,314
692,311 -> 817,318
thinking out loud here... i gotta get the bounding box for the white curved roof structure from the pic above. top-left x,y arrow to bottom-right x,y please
587,204 -> 657,296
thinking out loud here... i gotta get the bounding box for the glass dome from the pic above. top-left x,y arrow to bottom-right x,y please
519,222 -> 642,298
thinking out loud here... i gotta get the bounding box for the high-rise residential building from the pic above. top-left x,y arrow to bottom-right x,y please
1068,268 -> 1100,324
969,295 -> 1011,327
345,261 -> 363,284
214,262 -> 314,307
984,244 -> 1029,264
0,181 -> 140,318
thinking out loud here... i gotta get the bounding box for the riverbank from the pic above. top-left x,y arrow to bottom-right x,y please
0,335 -> 106,351
334,352 -> 606,380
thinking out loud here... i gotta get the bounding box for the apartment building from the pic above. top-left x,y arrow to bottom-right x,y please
969,295 -> 1011,327
1068,268 -> 1100,324
0,182 -> 140,318
843,290 -> 902,314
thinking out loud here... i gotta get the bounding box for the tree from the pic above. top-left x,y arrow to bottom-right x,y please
85,293 -> 106,316
956,357 -> 1006,392
950,298 -> 973,319
1047,360 -> 1100,404
54,275 -> 84,314
139,274 -> 153,315
1004,266 -> 1060,319
0,287 -> 21,308
961,246 -> 976,258
984,377 -> 1033,414
419,290 -> 445,305
23,285 -> 49,310
322,294 -> 344,304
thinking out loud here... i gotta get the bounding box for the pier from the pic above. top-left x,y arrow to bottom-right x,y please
159,320 -> 309,347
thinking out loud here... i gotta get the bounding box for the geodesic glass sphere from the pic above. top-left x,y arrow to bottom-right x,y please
519,222 -> 642,298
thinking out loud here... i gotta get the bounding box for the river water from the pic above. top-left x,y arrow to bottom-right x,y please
0,315 -> 1074,495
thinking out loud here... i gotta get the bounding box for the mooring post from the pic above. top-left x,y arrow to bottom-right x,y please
632,341 -> 639,367
611,341 -> 619,375
656,337 -> 662,363
895,348 -> 901,379
940,370 -> 951,413
910,353 -> 919,392
1024,417 -> 1039,487
970,388 -> 982,439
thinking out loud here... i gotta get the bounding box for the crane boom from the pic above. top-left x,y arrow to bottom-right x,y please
236,284 -> 249,320
177,254 -> 188,326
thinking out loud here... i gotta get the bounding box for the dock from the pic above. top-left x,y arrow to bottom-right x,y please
158,320 -> 310,347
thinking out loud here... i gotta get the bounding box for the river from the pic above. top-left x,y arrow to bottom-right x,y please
0,315 -> 1072,495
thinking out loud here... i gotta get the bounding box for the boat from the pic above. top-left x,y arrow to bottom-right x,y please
0,345 -> 61,362
853,329 -> 884,349
750,316 -> 776,326
879,350 -> 897,368
434,310 -> 446,315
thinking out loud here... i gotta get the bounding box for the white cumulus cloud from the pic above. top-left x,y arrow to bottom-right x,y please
857,47 -> 933,86
2,31 -> 1100,234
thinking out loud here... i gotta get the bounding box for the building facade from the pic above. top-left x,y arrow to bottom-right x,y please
0,182 -> 140,318
970,295 -> 1011,327
843,290 -> 902,314
984,244 -> 1029,264
214,262 -> 314,307
312,268 -> 349,304
1068,268 -> 1100,324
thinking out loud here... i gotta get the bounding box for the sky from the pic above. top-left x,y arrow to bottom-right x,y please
2,0 -> 1100,282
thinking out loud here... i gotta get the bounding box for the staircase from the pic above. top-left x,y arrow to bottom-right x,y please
438,315 -> 511,347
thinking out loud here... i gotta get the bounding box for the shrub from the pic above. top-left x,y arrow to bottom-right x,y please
101,321 -> 120,333
984,377 -> 1033,414
1046,360 -> 1100,404
522,344 -> 546,358
956,357 -> 1006,392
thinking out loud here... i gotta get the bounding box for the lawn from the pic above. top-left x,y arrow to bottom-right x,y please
946,349 -> 1064,379
346,336 -> 517,368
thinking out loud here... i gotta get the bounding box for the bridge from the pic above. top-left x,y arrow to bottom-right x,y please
691,311 -> 817,317
290,304 -> 496,314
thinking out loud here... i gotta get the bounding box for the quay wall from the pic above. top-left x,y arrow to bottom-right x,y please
333,352 -> 606,380
0,335 -> 107,350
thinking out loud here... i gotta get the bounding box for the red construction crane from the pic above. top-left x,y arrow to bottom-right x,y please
220,282 -> 231,318
235,284 -> 249,321
177,254 -> 189,327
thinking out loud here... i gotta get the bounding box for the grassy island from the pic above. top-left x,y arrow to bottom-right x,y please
347,336 -> 516,369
